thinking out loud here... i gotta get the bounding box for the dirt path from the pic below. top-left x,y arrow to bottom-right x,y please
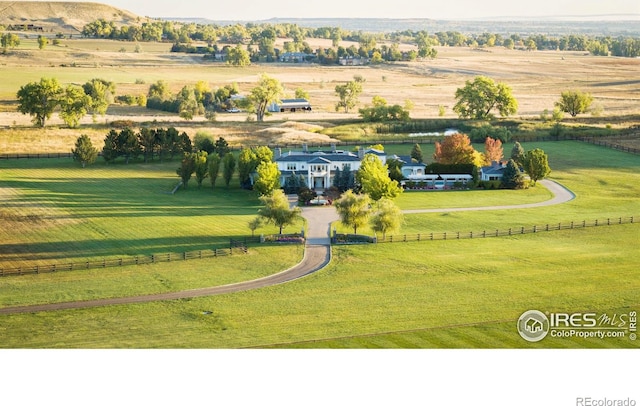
0,181 -> 572,315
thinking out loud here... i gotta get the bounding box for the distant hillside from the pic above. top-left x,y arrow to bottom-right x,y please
0,1 -> 143,33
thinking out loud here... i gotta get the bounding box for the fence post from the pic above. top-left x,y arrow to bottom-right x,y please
444,232 -> 447,240
546,224 -> 549,231
558,223 -> 561,230
457,232 -> 460,239
583,220 -> 586,227
508,228 -> 512,236
430,233 -> 433,240
470,231 -> 473,239
571,221 -> 574,229
482,230 -> 486,238
595,219 -> 599,226
521,227 -> 525,234
607,218 -> 610,226
619,217 -> 622,224
632,216 -> 634,224
495,229 -> 499,237
417,234 -> 421,241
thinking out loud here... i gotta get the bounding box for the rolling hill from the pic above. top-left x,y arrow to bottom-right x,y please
0,1 -> 143,33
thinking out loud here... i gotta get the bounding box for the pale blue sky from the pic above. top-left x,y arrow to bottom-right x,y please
36,0 -> 640,20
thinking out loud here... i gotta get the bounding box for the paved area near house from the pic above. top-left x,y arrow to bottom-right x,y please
0,180 -> 572,315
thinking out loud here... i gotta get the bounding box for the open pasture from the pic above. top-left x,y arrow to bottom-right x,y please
1,43 -> 639,131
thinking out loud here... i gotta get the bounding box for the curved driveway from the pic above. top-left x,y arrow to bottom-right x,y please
0,180 -> 572,315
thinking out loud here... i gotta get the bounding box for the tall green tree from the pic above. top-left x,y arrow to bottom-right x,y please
523,148 -> 551,185
410,143 -> 423,163
253,161 -> 281,196
555,90 -> 594,117
59,85 -> 91,128
249,73 -> 283,122
334,190 -> 371,235
453,76 -> 518,120
37,35 -> 48,50
510,141 -> 525,167
335,79 -> 363,113
208,153 -> 221,189
16,78 -> 63,127
370,198 -> 404,240
102,129 -> 120,163
1,33 -> 20,53
82,78 -> 116,120
193,150 -> 209,188
222,152 -> 236,188
176,153 -> 196,189
258,189 -> 301,234
71,134 -> 98,168
227,44 -> 251,66
356,154 -> 403,201
176,85 -> 202,120
117,127 -> 141,164
138,127 -> 157,163
501,159 -> 526,189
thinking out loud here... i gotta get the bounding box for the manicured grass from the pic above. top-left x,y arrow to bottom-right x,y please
0,158 -> 303,269
0,245 -> 302,307
0,227 -> 638,348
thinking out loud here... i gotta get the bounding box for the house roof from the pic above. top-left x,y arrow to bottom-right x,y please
276,151 -> 361,163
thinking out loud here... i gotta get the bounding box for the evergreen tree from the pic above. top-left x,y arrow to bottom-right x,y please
410,143 -> 423,163
72,134 -> 98,168
501,159 -> 526,189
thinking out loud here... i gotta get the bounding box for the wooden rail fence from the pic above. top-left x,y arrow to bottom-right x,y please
375,216 -> 636,244
0,241 -> 249,277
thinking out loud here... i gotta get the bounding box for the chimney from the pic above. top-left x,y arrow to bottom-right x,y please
331,143 -> 336,153
358,147 -> 365,160
275,147 -> 281,159
302,143 -> 308,153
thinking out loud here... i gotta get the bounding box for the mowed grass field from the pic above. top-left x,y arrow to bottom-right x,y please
0,140 -> 638,348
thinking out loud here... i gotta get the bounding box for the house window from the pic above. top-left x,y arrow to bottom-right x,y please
287,163 -> 296,171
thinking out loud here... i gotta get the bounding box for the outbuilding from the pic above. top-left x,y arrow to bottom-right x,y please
268,99 -> 312,113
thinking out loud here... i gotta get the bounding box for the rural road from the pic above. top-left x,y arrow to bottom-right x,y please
0,180 -> 572,315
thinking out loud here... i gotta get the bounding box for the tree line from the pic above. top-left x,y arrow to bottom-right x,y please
77,19 -> 640,59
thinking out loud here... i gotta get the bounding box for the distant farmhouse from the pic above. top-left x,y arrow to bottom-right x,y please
268,99 -> 312,113
279,52 -> 314,63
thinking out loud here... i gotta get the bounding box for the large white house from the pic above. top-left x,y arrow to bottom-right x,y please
274,145 -> 385,190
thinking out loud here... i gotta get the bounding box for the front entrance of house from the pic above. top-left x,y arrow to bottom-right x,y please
313,177 -> 325,190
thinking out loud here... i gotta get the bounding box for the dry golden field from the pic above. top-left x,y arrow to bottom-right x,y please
1,38 -> 639,152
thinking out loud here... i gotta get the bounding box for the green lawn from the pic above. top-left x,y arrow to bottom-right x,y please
0,158 -> 302,269
0,227 -> 637,348
0,140 -> 639,348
